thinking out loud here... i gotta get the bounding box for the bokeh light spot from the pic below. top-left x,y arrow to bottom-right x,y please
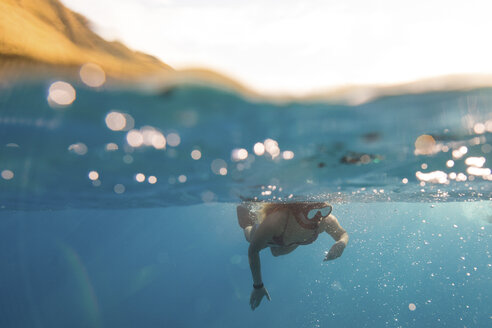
416,170 -> 448,184
114,184 -> 125,194
191,149 -> 202,160
127,130 -> 144,147
106,143 -> 119,151
201,190 -> 216,203
414,135 -> 436,155
211,159 -> 227,175
473,123 -> 485,134
282,150 -> 294,160
231,148 -> 248,161
264,138 -> 280,158
253,142 -> 265,156
68,142 -> 88,155
456,173 -> 467,182
1,170 -> 14,180
79,63 -> 106,87
152,133 -> 166,149
167,133 -> 181,147
135,173 -> 146,182
123,154 -> 134,164
452,146 -> 468,159
179,109 -> 198,127
105,112 -> 127,131
467,166 -> 491,176
482,144 -> 492,153
464,157 -> 486,167
48,81 -> 76,107
88,171 -> 99,181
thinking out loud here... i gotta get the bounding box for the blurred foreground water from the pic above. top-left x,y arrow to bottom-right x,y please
0,81 -> 491,208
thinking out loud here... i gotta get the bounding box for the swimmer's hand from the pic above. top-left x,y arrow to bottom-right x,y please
250,286 -> 271,310
324,240 -> 346,261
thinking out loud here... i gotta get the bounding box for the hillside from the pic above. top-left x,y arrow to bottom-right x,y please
0,0 -> 172,78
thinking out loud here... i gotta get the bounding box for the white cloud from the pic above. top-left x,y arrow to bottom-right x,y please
63,0 -> 492,94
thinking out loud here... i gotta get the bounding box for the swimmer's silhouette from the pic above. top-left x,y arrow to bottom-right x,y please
237,201 -> 349,310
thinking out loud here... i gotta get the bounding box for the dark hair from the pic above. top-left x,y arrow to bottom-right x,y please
259,201 -> 329,220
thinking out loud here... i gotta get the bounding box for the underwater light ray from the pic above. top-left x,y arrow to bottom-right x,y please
58,243 -> 103,328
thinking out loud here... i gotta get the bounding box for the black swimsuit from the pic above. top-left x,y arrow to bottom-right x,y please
267,213 -> 321,247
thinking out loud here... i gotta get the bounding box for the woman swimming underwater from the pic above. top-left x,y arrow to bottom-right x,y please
237,201 -> 349,310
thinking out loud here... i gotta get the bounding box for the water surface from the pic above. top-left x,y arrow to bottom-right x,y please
0,80 -> 491,327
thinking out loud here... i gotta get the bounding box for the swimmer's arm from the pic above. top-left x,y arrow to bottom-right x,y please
248,213 -> 282,310
322,214 -> 349,261
248,214 -> 278,285
248,240 -> 266,286
324,214 -> 348,244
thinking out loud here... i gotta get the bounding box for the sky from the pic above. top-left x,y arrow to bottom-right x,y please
63,0 -> 492,95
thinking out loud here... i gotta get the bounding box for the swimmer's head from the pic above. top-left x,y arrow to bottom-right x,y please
260,201 -> 332,220
307,205 -> 332,219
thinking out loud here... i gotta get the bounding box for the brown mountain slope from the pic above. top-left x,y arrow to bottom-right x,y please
0,0 -> 172,78
0,0 -> 262,98
1,0 -> 491,103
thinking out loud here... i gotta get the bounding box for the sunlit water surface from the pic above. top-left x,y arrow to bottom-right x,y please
0,80 -> 491,327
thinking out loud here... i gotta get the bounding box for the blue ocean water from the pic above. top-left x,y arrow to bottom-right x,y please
0,80 -> 491,327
